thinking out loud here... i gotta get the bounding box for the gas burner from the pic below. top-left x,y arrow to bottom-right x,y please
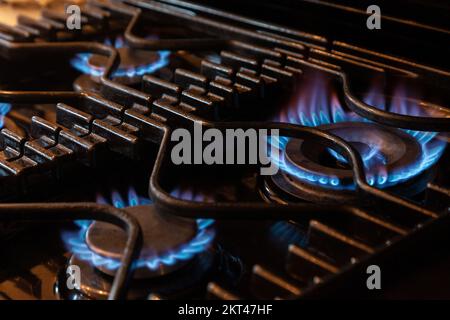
71,37 -> 170,86
87,205 -> 199,278
265,76 -> 447,203
62,187 -> 215,279
266,122 -> 437,203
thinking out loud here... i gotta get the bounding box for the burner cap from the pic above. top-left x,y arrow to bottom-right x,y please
264,122 -> 431,203
86,205 -> 198,278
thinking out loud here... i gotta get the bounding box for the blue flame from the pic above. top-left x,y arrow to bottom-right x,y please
62,186 -> 215,271
0,103 -> 11,128
270,77 -> 447,190
170,187 -> 216,203
71,37 -> 170,78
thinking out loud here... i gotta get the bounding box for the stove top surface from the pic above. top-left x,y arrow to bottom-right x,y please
0,0 -> 449,300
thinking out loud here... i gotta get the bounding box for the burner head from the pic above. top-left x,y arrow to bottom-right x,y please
85,205 -> 198,278
265,122 -> 437,203
268,74 -> 447,203
71,38 -> 170,86
288,122 -> 422,187
62,188 -> 215,281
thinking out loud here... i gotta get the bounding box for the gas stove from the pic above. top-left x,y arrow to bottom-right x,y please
0,0 -> 449,301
